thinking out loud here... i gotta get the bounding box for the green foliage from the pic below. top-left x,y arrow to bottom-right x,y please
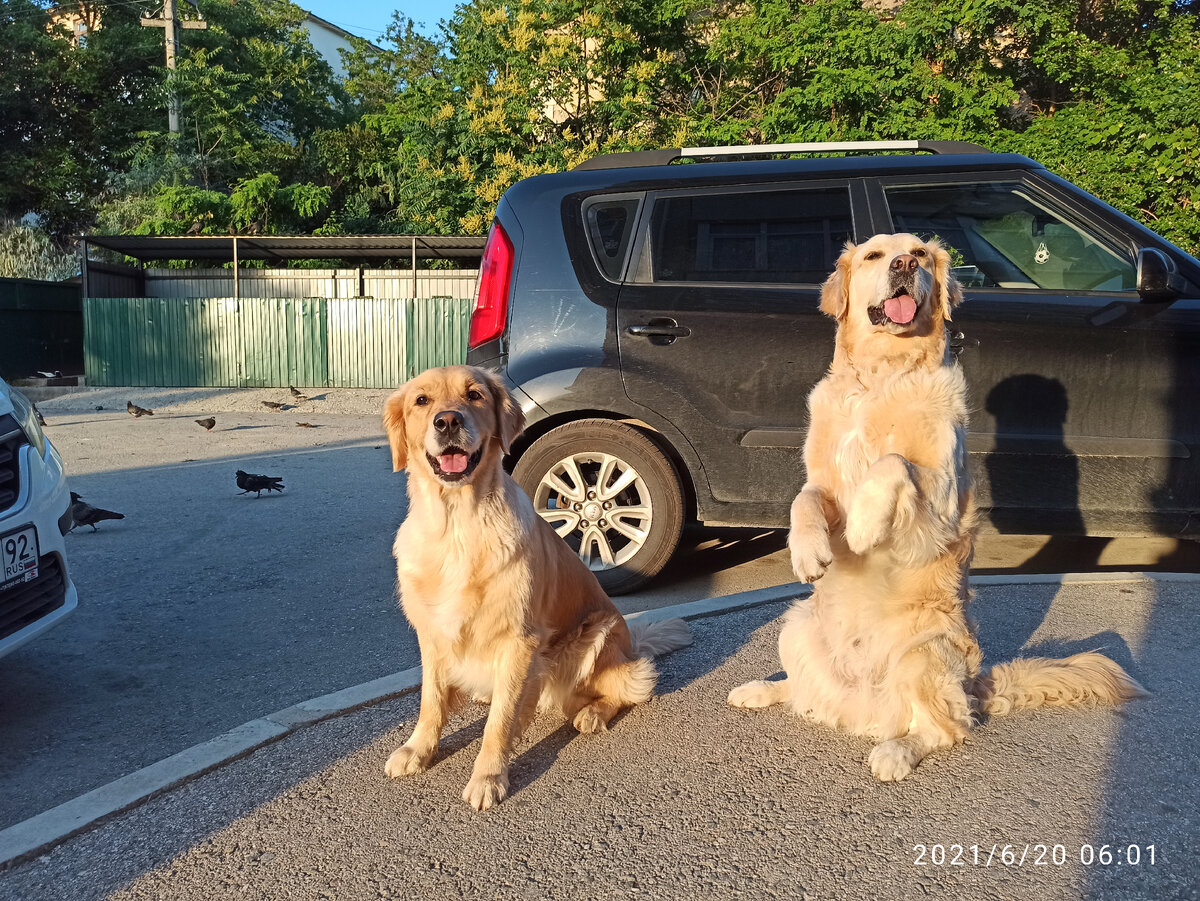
3,0 -> 1195,254
0,222 -> 78,280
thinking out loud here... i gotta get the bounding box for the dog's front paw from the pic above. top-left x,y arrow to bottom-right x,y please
384,744 -> 431,779
572,705 -> 609,734
844,501 -> 891,555
790,528 -> 832,582
868,740 -> 915,782
462,772 -> 509,811
727,679 -> 787,709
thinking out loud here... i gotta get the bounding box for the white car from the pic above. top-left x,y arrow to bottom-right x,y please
0,379 -> 78,659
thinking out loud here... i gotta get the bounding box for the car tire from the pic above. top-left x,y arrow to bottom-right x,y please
512,419 -> 685,595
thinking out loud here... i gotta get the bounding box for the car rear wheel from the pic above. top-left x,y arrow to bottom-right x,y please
512,419 -> 685,595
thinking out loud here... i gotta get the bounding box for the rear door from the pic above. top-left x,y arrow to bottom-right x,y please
616,181 -> 860,523
873,174 -> 1200,535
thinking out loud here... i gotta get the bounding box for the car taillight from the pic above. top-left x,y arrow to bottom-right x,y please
469,221 -> 514,349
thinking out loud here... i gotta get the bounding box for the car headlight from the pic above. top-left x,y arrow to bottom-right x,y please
10,390 -> 47,458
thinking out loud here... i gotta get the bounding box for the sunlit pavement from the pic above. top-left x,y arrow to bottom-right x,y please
1,575 -> 1195,901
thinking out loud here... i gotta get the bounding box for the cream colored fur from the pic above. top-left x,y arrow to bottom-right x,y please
382,365 -> 691,810
728,234 -> 1145,782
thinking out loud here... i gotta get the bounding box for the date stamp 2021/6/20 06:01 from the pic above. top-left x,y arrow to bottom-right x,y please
913,844 -> 1160,868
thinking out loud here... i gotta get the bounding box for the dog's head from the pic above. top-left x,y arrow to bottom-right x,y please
820,233 -> 963,341
382,365 -> 525,487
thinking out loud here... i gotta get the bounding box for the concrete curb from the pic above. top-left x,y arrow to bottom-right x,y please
2,571 -> 1197,869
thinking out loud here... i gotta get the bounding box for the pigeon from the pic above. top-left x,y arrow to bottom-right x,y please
127,401 -> 154,417
195,417 -> 216,431
69,492 -> 125,532
288,386 -> 307,401
295,422 -> 316,428
32,403 -> 46,427
235,470 -> 285,497
261,401 -> 285,411
35,370 -> 62,379
94,405 -> 104,411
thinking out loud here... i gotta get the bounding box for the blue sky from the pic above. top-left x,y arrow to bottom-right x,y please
302,0 -> 460,42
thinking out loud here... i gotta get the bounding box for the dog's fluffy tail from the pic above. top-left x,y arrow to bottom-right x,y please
629,617 -> 693,658
973,652 -> 1147,716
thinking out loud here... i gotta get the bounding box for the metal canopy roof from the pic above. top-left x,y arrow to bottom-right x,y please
82,234 -> 488,262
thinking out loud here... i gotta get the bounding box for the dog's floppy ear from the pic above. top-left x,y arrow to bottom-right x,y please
820,241 -> 855,321
382,387 -> 409,472
928,238 -> 964,321
481,370 -> 525,454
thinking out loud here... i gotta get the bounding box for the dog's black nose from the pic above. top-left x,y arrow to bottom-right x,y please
891,254 -> 918,273
433,411 -> 463,433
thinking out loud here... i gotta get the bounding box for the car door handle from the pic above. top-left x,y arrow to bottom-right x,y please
627,321 -> 691,339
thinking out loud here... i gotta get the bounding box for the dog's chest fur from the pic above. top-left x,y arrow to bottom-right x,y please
394,477 -> 536,658
811,363 -> 967,509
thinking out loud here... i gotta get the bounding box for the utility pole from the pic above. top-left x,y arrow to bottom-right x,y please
141,0 -> 207,134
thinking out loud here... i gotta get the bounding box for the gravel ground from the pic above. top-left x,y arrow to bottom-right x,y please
36,385 -> 393,418
0,581 -> 1194,901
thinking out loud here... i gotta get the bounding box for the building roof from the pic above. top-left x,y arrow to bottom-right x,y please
82,235 -> 487,262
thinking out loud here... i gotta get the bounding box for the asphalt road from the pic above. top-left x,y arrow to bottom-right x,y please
2,394 -> 1198,836
0,579 -> 1194,901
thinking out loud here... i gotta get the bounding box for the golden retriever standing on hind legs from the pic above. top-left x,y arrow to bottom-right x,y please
728,233 -> 1145,781
382,365 -> 691,810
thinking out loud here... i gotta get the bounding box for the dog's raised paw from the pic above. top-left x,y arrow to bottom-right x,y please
844,501 -> 891,555
868,740 -> 915,782
384,745 -> 430,779
789,528 -> 832,583
463,772 -> 509,811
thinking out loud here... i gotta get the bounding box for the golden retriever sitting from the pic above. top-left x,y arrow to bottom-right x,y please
382,365 -> 691,810
728,233 -> 1145,781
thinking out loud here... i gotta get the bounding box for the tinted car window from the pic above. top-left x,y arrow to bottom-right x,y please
642,187 -> 853,284
885,182 -> 1137,292
585,197 -> 640,280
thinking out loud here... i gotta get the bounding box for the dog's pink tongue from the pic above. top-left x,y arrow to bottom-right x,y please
885,294 -> 917,324
438,452 -> 469,473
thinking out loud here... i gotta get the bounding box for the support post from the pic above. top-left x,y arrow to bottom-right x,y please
411,237 -> 418,298
232,236 -> 240,302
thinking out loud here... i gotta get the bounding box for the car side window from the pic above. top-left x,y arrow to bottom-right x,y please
584,197 -> 641,281
641,186 -> 853,284
884,182 -> 1137,292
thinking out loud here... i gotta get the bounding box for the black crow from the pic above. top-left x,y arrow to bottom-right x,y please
127,401 -> 154,417
69,492 -> 125,532
235,470 -> 285,497
196,417 -> 216,431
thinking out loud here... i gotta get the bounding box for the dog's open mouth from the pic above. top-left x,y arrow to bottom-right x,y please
869,286 -> 921,327
427,446 -> 483,482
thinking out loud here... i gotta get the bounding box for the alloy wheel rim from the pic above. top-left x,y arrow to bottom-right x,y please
532,451 -> 653,571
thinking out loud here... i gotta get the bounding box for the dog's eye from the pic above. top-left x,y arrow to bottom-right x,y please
865,250 -> 883,261
414,395 -> 429,406
466,389 -> 484,402
912,248 -> 927,257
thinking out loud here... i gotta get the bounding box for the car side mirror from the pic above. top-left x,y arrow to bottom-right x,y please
1137,248 -> 1184,302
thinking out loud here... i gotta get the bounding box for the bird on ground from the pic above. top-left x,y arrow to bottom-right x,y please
235,470 -> 285,497
127,401 -> 154,417
69,492 -> 125,532
261,401 -> 285,411
288,386 -> 307,401
196,417 -> 216,431
295,422 -> 316,428
94,405 -> 104,411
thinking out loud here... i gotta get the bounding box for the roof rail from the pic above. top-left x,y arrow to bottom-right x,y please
573,140 -> 990,171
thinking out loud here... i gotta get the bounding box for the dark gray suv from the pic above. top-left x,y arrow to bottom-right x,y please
466,141 -> 1200,593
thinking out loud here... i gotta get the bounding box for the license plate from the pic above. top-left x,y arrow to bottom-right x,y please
1,526 -> 39,591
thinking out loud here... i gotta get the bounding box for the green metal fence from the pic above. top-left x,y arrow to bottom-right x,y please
0,278 -> 83,380
83,296 -> 472,388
